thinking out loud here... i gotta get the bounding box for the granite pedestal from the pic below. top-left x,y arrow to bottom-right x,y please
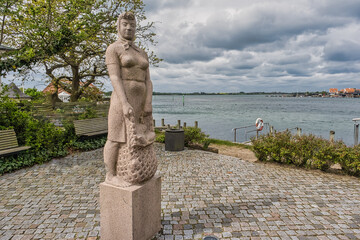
100,175 -> 161,240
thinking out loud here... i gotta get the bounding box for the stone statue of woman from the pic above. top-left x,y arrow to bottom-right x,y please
104,12 -> 157,187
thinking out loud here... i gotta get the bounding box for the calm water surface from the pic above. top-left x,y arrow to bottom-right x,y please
152,95 -> 360,146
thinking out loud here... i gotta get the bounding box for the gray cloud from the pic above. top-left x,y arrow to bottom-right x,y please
315,0 -> 360,19
144,0 -> 360,92
324,40 -> 360,61
144,0 -> 191,13
192,4 -> 344,51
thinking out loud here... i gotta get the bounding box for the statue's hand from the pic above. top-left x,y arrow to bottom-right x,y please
123,103 -> 134,118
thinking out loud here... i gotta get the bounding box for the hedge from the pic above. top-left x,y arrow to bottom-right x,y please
0,94 -> 107,175
251,131 -> 360,176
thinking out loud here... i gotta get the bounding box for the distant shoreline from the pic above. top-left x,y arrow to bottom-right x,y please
153,92 -> 305,95
152,91 -> 333,97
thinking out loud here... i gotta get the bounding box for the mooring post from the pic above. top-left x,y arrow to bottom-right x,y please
167,124 -> 170,130
153,119 -> 155,127
234,129 -> 237,142
177,120 -> 181,129
183,122 -> 187,128
297,127 -> 302,136
330,130 -> 335,143
270,125 -> 274,134
161,118 -> 165,127
195,121 -> 198,128
353,118 -> 360,145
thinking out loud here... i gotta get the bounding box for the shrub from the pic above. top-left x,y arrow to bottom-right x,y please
251,131 -> 360,176
68,136 -> 107,151
24,88 -> 46,102
77,107 -> 97,119
183,126 -> 208,146
0,95 -> 72,174
155,132 -> 165,143
338,145 -> 360,176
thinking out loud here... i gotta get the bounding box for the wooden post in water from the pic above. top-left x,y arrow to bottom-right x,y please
183,122 -> 187,128
234,129 -> 237,142
296,127 -> 302,136
352,118 -> 360,145
194,121 -> 198,128
167,124 -> 170,130
330,130 -> 335,143
177,120 -> 181,129
354,124 -> 359,145
153,119 -> 155,129
161,118 -> 165,127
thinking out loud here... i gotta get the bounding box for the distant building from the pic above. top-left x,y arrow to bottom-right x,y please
42,80 -> 102,102
343,88 -> 356,94
1,83 -> 31,101
42,82 -> 71,102
329,88 -> 338,95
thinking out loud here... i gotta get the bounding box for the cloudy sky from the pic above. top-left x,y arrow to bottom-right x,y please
143,0 -> 360,92
3,0 -> 360,93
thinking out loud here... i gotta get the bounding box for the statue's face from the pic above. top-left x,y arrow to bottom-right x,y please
119,19 -> 136,40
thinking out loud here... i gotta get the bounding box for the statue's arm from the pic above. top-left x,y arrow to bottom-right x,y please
107,64 -> 133,117
144,67 -> 153,114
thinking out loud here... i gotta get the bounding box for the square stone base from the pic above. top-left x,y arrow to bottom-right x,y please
100,175 -> 161,240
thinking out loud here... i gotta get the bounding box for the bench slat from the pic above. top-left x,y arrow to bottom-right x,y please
0,129 -> 19,151
73,117 -> 108,136
0,129 -> 30,155
0,146 -> 31,156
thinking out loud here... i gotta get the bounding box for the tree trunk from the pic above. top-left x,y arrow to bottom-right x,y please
0,0 -> 10,45
70,65 -> 81,102
50,78 -> 60,108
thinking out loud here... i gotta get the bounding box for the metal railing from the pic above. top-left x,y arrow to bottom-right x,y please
232,124 -> 305,143
233,123 -> 270,143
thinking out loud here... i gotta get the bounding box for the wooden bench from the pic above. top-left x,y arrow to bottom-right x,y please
73,117 -> 108,137
0,129 -> 31,157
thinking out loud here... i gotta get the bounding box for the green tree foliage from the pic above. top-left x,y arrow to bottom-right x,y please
1,0 -> 160,103
24,87 -> 45,101
0,0 -> 19,45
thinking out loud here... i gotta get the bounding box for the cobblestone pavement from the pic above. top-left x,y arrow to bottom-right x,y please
1,143 -> 359,240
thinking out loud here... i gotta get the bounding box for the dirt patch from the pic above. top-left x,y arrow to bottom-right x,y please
210,143 -> 258,162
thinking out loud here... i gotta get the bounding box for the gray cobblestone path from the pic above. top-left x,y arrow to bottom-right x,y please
0,143 -> 359,239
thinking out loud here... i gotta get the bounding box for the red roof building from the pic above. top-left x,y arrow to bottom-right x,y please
329,88 -> 338,94
42,80 -> 102,102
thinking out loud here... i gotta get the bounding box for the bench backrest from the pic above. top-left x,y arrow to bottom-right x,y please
73,117 -> 108,135
0,129 -> 19,151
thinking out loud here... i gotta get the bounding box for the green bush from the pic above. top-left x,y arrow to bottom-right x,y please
24,88 -> 46,102
251,131 -> 359,176
77,106 -> 97,119
0,95 -> 107,174
184,126 -> 208,146
68,135 -> 107,151
338,145 -> 360,176
155,131 -> 165,143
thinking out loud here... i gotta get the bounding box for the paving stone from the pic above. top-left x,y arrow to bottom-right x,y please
0,143 -> 359,239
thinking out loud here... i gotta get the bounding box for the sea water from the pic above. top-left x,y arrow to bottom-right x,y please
152,95 -> 360,146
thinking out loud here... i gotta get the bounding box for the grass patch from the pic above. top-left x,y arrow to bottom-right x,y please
209,138 -> 252,149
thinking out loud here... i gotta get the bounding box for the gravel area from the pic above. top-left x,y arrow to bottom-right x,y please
1,143 -> 360,240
